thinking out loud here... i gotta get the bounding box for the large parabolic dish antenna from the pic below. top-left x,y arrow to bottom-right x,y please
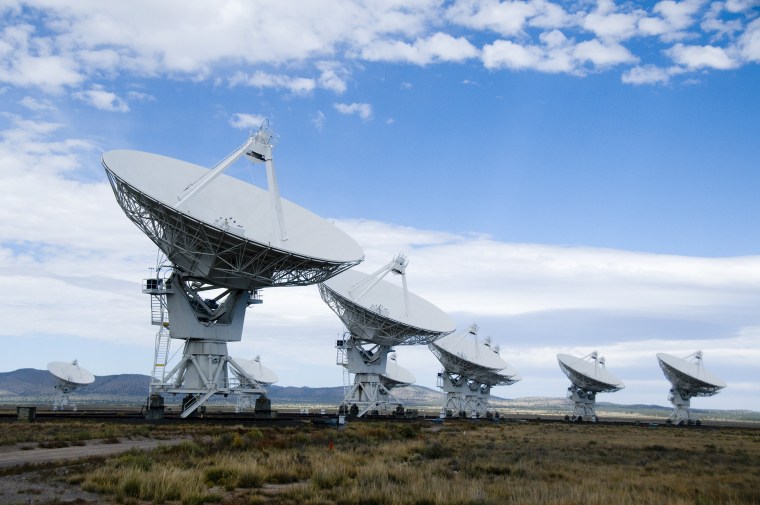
105,125 -> 364,418
431,324 -> 521,418
319,257 -> 454,347
103,134 -> 362,291
47,360 -> 95,411
557,352 -> 624,422
321,254 -> 454,417
657,351 -> 726,425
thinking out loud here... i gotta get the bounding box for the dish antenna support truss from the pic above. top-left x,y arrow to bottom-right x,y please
557,351 -> 624,422
657,351 -> 726,426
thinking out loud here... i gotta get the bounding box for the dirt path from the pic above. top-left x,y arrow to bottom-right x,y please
0,437 -> 185,468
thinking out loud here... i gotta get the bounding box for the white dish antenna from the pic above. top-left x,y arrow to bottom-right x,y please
656,352 -> 726,395
46,360 -> 95,411
47,360 -> 95,386
380,354 -> 415,389
657,351 -> 726,425
103,127 -> 363,290
319,255 -> 455,347
433,324 -> 521,418
557,352 -> 624,393
429,324 -> 513,385
557,351 -> 624,422
232,356 -> 279,386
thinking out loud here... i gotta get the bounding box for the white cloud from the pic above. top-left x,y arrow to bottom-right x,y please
229,71 -> 316,95
18,96 -> 57,112
582,1 -> 644,41
361,32 -> 479,65
639,0 -> 705,41
333,102 -> 373,120
229,113 -> 267,130
737,18 -> 760,62
311,110 -> 327,131
482,33 -> 636,74
445,0 -> 573,36
73,85 -> 129,112
572,39 -> 638,66
621,64 -> 681,84
0,24 -> 83,92
667,42 -> 739,69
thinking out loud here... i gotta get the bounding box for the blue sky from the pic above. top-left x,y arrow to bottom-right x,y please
1,0 -> 759,411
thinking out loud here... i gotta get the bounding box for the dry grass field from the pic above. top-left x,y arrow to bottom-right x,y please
1,418 -> 759,505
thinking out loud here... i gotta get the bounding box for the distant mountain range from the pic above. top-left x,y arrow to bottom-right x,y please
1,368 -> 758,422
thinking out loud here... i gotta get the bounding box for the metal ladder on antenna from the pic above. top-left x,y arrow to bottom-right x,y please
143,278 -> 173,389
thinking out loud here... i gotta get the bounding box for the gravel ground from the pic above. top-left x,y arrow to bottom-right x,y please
0,437 -> 185,504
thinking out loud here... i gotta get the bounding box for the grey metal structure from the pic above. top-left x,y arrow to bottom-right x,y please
430,324 -> 521,418
657,351 -> 726,425
320,254 -> 454,417
104,124 -> 363,418
557,352 -> 624,422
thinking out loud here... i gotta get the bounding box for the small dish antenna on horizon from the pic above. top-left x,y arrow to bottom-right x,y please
657,351 -> 726,426
557,351 -> 624,422
46,360 -> 95,411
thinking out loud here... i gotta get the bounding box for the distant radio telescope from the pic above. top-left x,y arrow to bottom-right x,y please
47,360 -> 95,411
430,324 -> 520,418
320,254 -> 454,417
231,355 -> 279,413
104,123 -> 363,418
657,351 -> 726,425
557,351 -> 624,422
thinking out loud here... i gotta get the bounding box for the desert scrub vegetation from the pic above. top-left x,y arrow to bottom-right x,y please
19,419 -> 760,504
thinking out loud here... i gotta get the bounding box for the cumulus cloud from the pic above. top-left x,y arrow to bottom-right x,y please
0,0 -> 756,94
482,32 -> 636,74
667,42 -> 739,69
73,85 -> 129,112
621,64 -> 682,85
333,102 -> 373,121
0,24 -> 83,92
18,96 -> 57,112
228,113 -> 267,130
361,32 -> 479,65
638,0 -> 705,41
229,71 -> 316,95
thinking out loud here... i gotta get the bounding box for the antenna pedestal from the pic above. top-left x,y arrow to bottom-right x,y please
667,387 -> 699,425
52,385 -> 79,411
147,270 -> 266,418
566,385 -> 598,422
337,338 -> 404,417
438,371 -> 489,418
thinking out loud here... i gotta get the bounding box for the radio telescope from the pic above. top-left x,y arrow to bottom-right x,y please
230,355 -> 279,413
104,124 -> 363,418
380,353 -> 415,391
557,352 -> 624,422
320,254 -> 454,417
657,351 -> 726,425
430,324 -> 521,418
47,360 -> 95,411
